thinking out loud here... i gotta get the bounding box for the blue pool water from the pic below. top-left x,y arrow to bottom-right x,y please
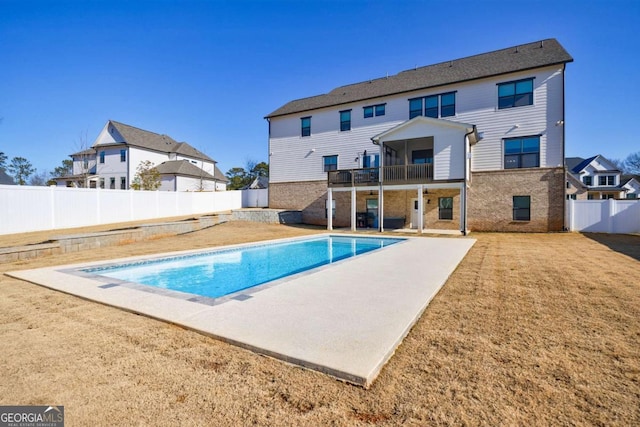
85,235 -> 403,299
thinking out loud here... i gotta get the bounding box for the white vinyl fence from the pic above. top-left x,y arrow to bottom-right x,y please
0,185 -> 268,235
567,199 -> 640,234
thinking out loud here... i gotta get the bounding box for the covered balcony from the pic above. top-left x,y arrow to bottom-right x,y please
328,163 -> 434,187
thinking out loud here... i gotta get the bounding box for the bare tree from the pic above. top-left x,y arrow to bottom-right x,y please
624,151 -> 640,175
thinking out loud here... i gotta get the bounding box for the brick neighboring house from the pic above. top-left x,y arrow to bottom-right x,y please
266,39 -> 573,233
55,120 -> 228,191
566,155 -> 640,200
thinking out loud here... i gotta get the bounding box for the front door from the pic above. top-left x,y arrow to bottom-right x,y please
410,198 -> 425,229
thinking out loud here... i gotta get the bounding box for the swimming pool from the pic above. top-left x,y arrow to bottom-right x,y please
82,235 -> 404,299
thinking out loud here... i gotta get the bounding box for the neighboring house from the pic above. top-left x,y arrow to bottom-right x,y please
0,169 -> 15,185
266,39 -> 573,233
55,120 -> 227,191
566,155 -> 640,200
242,176 -> 269,190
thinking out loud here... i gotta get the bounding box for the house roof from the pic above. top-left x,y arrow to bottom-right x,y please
102,121 -> 215,163
566,155 -> 621,175
242,176 -> 268,189
155,160 -> 215,179
0,169 -> 14,185
155,160 -> 228,182
266,38 -> 573,118
70,148 -> 96,157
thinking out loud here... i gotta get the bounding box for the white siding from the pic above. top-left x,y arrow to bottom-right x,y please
128,147 -> 169,185
269,65 -> 567,183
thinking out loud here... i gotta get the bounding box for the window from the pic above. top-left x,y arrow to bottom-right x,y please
412,149 -> 433,164
364,106 -> 374,118
498,78 -> 534,109
99,151 -> 105,163
513,196 -> 531,221
120,149 -> 126,162
627,193 -> 638,199
583,176 -> 593,186
566,194 -> 577,200
99,178 -> 105,189
587,194 -> 595,200
120,177 -> 126,189
340,110 -> 351,131
440,92 -> 455,117
364,104 -> 385,118
109,177 -> 115,189
439,197 -> 453,220
323,155 -> 338,172
409,92 -> 456,119
83,159 -> 89,169
301,117 -> 311,137
409,98 -> 422,119
425,96 -> 438,118
362,154 -> 379,168
504,136 -> 540,169
598,175 -> 615,186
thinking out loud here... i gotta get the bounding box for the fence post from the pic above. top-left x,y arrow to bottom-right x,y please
50,186 -> 56,229
607,198 -> 615,233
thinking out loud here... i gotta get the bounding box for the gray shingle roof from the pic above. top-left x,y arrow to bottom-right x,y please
155,160 -> 215,179
103,121 -> 215,163
155,160 -> 228,182
0,169 -> 14,185
266,38 -> 573,118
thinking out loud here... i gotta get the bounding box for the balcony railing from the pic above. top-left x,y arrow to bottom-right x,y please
328,164 -> 433,187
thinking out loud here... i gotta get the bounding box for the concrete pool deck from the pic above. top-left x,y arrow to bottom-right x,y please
7,234 -> 475,388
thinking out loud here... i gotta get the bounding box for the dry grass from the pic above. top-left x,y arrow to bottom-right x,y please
1,222 -> 638,426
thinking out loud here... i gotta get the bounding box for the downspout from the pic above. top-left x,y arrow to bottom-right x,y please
561,65 -> 567,231
462,125 -> 476,236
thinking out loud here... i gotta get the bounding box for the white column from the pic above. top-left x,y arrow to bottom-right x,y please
378,186 -> 384,232
417,185 -> 424,233
327,187 -> 333,231
351,188 -> 356,231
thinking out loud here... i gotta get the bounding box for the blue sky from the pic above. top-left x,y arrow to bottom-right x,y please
1,0 -> 639,177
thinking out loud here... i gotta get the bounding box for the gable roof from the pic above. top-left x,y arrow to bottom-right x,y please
266,38 -> 573,118
0,169 -> 14,185
566,155 -> 621,174
102,121 -> 215,163
155,160 -> 228,182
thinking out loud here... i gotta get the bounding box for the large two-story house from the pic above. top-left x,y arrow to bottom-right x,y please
566,155 -> 640,200
266,39 -> 573,233
56,120 -> 228,191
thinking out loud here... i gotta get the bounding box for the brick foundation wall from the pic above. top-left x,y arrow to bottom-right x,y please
467,167 -> 565,232
270,182 -> 461,230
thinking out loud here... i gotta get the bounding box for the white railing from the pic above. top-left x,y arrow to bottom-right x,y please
567,199 -> 640,234
0,185 -> 269,236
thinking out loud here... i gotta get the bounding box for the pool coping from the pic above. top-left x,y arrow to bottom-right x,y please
6,234 -> 476,388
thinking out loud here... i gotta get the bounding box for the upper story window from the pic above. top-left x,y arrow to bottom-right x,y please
364,104 -> 385,118
598,175 -> 616,186
120,149 -> 126,162
409,92 -> 456,119
504,136 -> 540,169
323,155 -> 338,172
498,78 -> 534,109
120,177 -> 126,189
301,117 -> 311,137
583,176 -> 593,186
99,151 -> 105,164
340,110 -> 351,132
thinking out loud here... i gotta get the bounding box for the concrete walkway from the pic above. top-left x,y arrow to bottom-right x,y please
7,234 -> 475,388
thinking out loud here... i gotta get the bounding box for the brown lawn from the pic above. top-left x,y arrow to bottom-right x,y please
1,221 -> 638,426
